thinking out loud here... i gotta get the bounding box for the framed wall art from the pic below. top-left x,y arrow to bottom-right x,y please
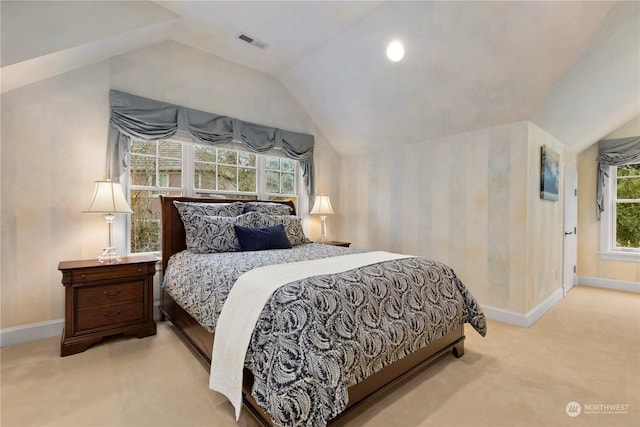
540,145 -> 559,201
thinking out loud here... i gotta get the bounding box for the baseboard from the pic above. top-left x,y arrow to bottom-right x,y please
481,287 -> 564,328
578,276 -> 640,293
0,318 -> 64,348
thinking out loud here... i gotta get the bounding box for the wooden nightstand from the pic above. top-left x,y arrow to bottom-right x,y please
321,241 -> 351,247
58,255 -> 158,356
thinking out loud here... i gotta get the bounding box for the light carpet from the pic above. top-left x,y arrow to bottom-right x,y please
1,286 -> 638,426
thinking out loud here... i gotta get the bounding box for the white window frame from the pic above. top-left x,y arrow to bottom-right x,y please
599,164 -> 640,262
122,138 -> 306,256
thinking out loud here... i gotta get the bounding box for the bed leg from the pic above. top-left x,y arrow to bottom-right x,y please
452,341 -> 464,358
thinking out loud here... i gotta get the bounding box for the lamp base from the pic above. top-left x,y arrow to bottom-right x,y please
317,215 -> 329,243
98,247 -> 121,264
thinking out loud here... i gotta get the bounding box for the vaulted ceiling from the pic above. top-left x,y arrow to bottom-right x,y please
2,1 -> 638,154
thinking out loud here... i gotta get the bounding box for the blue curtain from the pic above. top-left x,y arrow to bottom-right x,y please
107,90 -> 315,197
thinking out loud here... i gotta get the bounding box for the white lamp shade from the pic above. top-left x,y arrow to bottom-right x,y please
84,180 -> 133,214
310,195 -> 334,215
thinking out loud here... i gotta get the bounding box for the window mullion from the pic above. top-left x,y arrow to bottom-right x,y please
257,156 -> 266,199
236,155 -> 240,193
215,149 -> 219,192
154,142 -> 160,187
184,143 -> 194,196
122,163 -> 132,257
610,165 -> 617,250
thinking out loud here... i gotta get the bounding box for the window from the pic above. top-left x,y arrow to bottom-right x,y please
265,156 -> 296,195
127,139 -> 300,254
600,163 -> 640,260
129,140 -> 183,254
194,147 -> 256,194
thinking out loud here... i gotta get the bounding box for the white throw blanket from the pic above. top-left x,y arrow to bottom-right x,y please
209,251 -> 414,420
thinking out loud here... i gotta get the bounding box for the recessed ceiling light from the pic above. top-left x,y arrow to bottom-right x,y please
386,41 -> 404,62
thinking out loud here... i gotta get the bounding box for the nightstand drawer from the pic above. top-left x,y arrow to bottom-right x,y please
77,301 -> 144,331
76,281 -> 144,309
71,264 -> 147,283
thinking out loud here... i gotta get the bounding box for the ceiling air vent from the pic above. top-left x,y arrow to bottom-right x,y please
238,33 -> 269,50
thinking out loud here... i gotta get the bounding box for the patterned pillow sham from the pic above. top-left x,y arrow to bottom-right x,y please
254,213 -> 310,246
243,201 -> 293,216
184,212 -> 258,253
174,201 -> 245,218
175,201 -> 246,252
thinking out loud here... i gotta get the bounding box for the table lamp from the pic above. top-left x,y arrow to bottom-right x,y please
310,194 -> 334,243
84,180 -> 133,263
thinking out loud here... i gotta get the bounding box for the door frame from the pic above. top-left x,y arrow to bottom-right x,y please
562,165 -> 578,297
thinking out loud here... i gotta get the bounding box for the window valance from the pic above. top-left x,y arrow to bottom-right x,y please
107,90 -> 315,197
596,136 -> 640,219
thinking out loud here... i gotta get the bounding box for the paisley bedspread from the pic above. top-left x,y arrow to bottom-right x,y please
162,243 -> 487,426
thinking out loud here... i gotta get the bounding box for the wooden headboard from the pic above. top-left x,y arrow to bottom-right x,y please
159,196 -> 296,271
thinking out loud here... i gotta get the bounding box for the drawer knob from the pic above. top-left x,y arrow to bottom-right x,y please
137,268 -> 142,273
81,273 -> 86,279
103,289 -> 121,298
103,310 -> 122,320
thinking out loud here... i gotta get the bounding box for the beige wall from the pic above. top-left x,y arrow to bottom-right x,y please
0,41 -> 341,329
526,123 -> 575,309
576,115 -> 640,282
337,121 -> 568,314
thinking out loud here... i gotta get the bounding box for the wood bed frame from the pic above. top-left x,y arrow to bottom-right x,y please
159,195 -> 465,426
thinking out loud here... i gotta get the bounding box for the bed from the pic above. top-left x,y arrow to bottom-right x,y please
159,196 -> 486,426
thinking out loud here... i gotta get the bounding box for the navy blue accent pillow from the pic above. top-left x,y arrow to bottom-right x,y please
234,224 -> 292,251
